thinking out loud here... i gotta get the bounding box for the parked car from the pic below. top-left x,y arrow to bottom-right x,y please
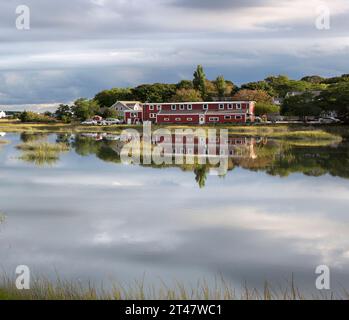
104,118 -> 121,125
81,120 -> 97,125
319,117 -> 341,124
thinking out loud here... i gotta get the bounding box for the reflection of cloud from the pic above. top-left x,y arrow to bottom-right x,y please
190,206 -> 349,267
32,175 -> 144,188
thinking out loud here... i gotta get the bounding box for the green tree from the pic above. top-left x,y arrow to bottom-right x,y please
322,74 -> 349,85
176,80 -> 194,90
19,111 -> 55,123
101,108 -> 118,119
214,75 -> 226,99
193,65 -> 207,99
94,88 -> 133,108
282,92 -> 322,118
317,82 -> 349,119
240,81 -> 275,96
132,83 -> 177,103
254,103 -> 280,116
72,98 -> 100,121
301,75 -> 325,84
170,88 -> 203,102
232,89 -> 272,103
55,104 -> 72,122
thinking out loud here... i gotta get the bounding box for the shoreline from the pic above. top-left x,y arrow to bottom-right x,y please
0,120 -> 346,141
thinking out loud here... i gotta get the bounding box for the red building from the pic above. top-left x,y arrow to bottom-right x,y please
124,110 -> 143,124
142,101 -> 255,124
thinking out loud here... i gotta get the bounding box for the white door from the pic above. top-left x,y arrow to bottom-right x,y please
199,115 -> 205,125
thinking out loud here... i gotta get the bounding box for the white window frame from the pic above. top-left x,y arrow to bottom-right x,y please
219,104 -> 224,110
150,113 -> 156,118
187,104 -> 192,110
187,118 -> 193,121
149,105 -> 154,111
203,104 -> 208,110
171,105 -> 176,110
235,115 -> 242,120
179,105 -> 185,110
227,104 -> 233,109
236,104 -> 242,110
175,118 -> 181,121
224,115 -> 231,120
164,118 -> 170,121
157,105 -> 162,111
209,117 -> 219,122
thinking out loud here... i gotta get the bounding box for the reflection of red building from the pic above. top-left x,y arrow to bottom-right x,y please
151,134 -> 257,159
143,101 -> 255,124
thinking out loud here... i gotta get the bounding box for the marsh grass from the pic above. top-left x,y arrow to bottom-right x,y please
0,275 -> 347,300
272,130 -> 342,141
16,142 -> 70,166
17,142 -> 69,152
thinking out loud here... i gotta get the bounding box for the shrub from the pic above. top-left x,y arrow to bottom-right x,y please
19,111 -> 56,123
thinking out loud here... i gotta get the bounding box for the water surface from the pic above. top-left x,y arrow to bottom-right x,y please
1,132 -> 349,291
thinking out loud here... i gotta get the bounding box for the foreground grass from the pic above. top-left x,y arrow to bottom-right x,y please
0,277 -> 346,300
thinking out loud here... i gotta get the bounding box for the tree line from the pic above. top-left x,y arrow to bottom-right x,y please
22,66 -> 349,122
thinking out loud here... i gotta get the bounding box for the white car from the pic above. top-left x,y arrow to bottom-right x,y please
319,117 -> 341,124
81,120 -> 97,125
104,118 -> 121,125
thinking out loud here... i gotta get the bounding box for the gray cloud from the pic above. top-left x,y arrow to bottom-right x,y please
0,0 -> 349,110
171,0 -> 273,10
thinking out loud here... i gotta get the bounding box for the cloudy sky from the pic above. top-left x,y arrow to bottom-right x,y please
1,0 -> 349,111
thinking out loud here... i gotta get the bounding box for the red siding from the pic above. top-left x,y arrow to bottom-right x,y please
205,114 -> 246,124
125,111 -> 143,124
143,102 -> 253,124
157,114 -> 200,124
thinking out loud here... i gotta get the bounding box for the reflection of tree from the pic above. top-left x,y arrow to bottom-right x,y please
56,134 -> 71,146
72,136 -> 101,156
68,134 -> 349,183
20,132 -> 48,143
97,146 -> 121,164
194,165 -> 208,189
72,136 -> 121,164
244,140 -> 349,179
0,212 -> 6,224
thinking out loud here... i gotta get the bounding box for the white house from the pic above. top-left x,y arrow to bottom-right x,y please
110,101 -> 142,117
0,110 -> 6,119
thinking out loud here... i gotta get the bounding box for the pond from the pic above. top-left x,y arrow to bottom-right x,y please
0,131 -> 349,292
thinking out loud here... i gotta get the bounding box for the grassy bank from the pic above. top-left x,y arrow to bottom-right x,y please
0,277 -> 345,300
0,120 -> 345,141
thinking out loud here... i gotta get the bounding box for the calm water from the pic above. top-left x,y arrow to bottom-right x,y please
1,131 -> 349,291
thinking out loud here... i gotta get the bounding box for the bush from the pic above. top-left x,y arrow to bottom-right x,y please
255,103 -> 281,116
19,111 -> 56,123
